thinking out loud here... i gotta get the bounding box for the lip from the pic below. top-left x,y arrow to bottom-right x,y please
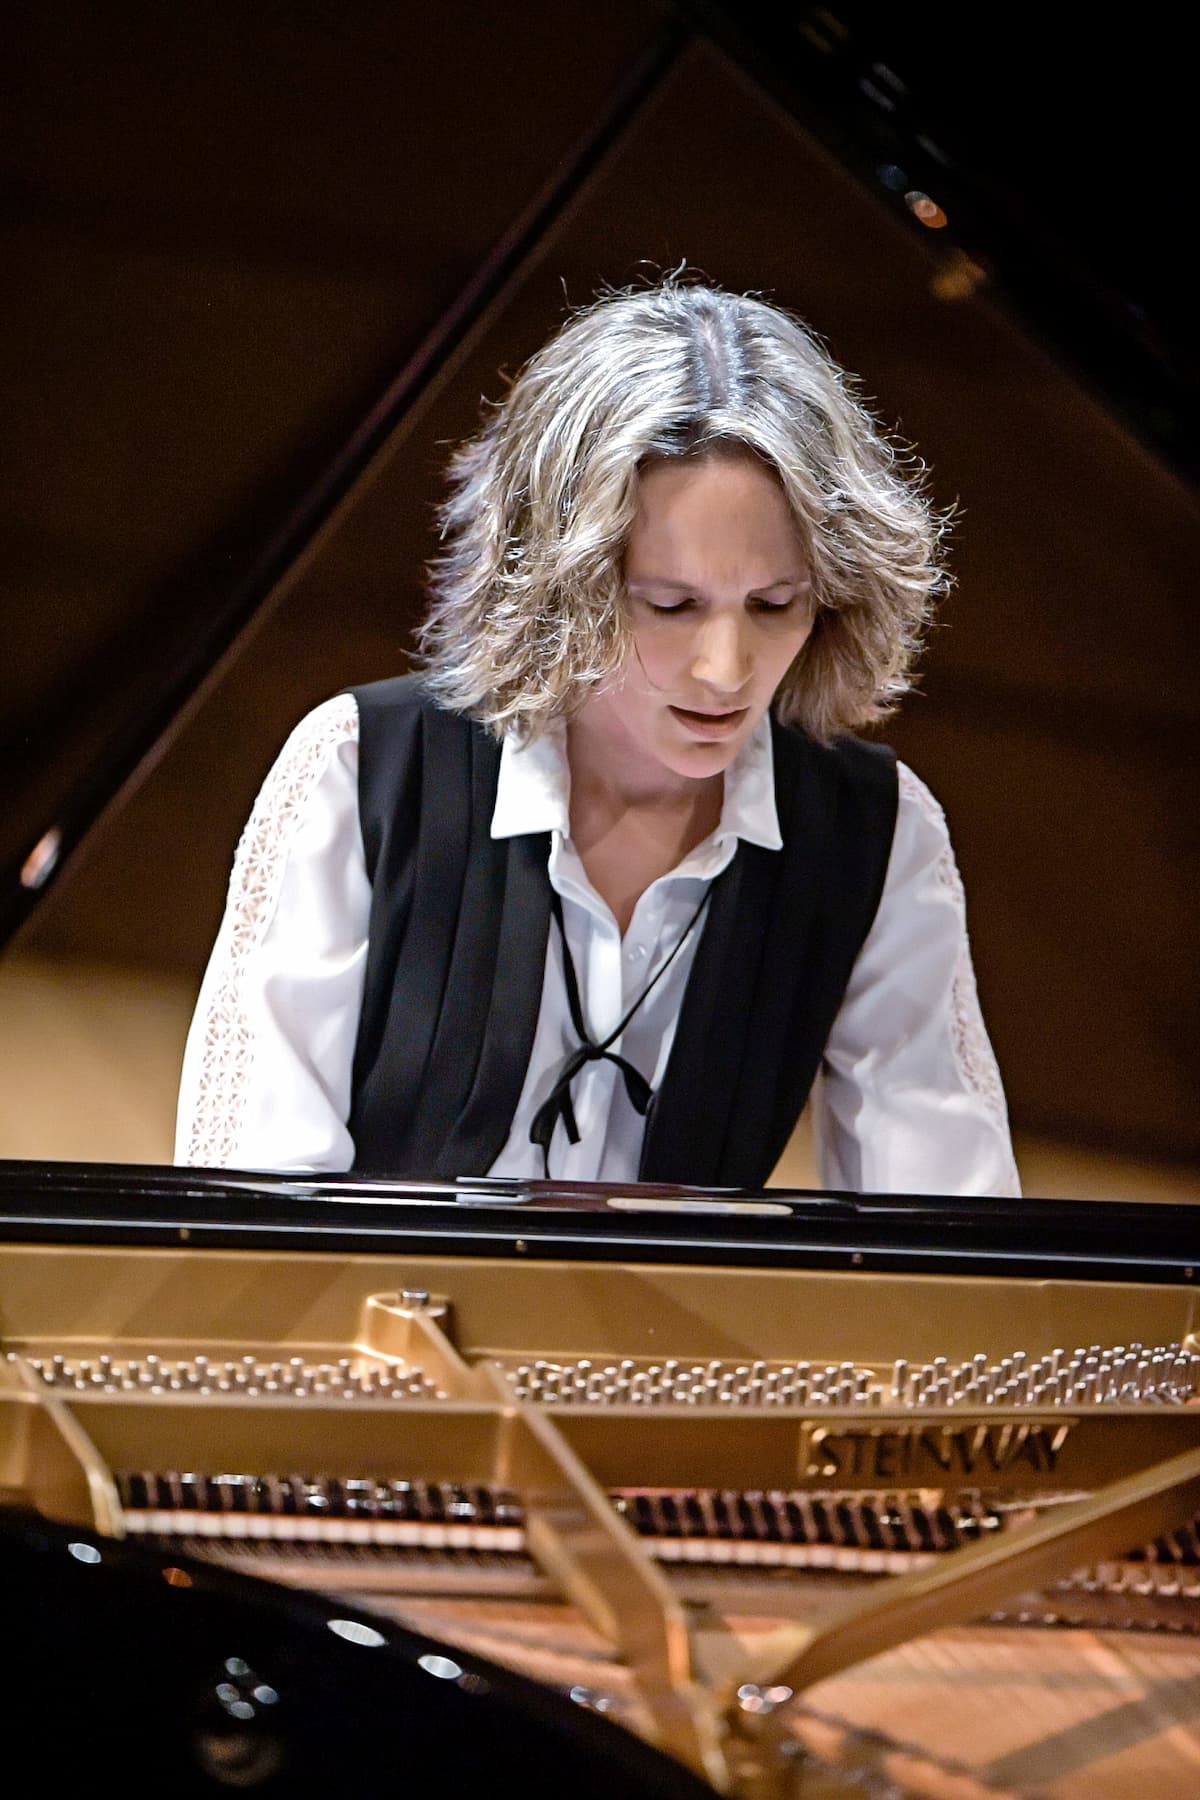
668,705 -> 750,741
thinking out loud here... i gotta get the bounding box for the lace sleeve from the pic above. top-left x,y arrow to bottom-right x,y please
816,762 -> 1021,1197
177,694 -> 366,1169
895,765 -> 1015,1146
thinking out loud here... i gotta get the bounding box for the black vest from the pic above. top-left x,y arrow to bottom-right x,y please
348,677 -> 897,1186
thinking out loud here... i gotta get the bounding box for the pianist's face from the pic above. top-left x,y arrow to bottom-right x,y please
575,450 -> 814,790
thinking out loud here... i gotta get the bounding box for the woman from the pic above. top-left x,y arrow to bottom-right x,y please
176,280 -> 1019,1195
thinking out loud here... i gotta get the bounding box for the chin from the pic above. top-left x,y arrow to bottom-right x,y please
659,738 -> 742,781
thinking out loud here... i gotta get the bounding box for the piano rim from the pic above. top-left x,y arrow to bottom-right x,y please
0,1159 -> 1195,1284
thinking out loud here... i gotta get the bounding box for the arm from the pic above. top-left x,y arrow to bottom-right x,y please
814,762 -> 1022,1197
174,694 -> 369,1172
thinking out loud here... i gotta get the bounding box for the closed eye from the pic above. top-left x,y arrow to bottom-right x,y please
629,583 -> 808,615
640,596 -> 697,614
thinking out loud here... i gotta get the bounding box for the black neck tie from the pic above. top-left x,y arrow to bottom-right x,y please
529,885 -> 713,1178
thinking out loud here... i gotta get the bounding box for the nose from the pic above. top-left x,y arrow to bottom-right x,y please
690,611 -> 752,696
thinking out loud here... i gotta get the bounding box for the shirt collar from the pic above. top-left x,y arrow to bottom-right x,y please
491,712 -> 782,852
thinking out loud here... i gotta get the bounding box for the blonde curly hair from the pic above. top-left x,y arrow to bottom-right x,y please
418,278 -> 949,743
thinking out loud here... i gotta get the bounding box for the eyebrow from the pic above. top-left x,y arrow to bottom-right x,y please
626,575 -> 806,592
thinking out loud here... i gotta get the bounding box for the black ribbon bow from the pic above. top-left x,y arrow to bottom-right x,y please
529,885 -> 712,1177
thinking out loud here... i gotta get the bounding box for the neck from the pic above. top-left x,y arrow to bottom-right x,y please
565,721 -> 724,929
566,713 -> 722,814
570,764 -> 723,848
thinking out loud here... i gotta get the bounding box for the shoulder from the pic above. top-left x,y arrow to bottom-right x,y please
224,694 -> 362,909
349,674 -> 489,762
279,690 -> 360,748
349,673 -> 477,733
771,716 -> 896,788
895,759 -> 947,828
882,761 -> 966,910
253,693 -> 360,800
349,673 -> 428,721
244,693 -> 360,815
893,760 -> 955,854
770,717 -> 898,840
277,678 -> 461,753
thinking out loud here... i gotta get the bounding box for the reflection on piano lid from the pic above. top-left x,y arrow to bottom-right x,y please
0,1505 -> 715,1799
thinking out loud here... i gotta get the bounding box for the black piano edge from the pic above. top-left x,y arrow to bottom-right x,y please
0,1161 -> 1194,1283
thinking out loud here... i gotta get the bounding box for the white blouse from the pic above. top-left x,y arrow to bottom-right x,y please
175,693 -> 1021,1196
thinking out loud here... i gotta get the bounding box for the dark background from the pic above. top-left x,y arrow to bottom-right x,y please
1,2 -> 1195,1168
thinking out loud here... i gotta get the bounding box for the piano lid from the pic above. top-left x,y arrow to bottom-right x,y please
698,2 -> 1191,470
2,1 -> 1196,1167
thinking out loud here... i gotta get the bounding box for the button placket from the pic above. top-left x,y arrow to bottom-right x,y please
588,917 -> 625,1048
623,886 -> 666,990
573,920 -> 623,1160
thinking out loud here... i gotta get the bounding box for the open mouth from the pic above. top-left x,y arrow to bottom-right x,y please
668,705 -> 749,739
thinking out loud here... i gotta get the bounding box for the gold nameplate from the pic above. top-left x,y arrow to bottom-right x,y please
800,1418 -> 1079,1488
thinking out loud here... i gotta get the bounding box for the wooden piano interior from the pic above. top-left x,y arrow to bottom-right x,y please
2,1219 -> 1199,1799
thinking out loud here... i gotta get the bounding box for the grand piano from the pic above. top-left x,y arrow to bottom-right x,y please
2,1164 -> 1199,1796
1,5 -> 1196,1796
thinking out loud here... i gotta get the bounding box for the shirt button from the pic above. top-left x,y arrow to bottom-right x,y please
626,942 -> 648,963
